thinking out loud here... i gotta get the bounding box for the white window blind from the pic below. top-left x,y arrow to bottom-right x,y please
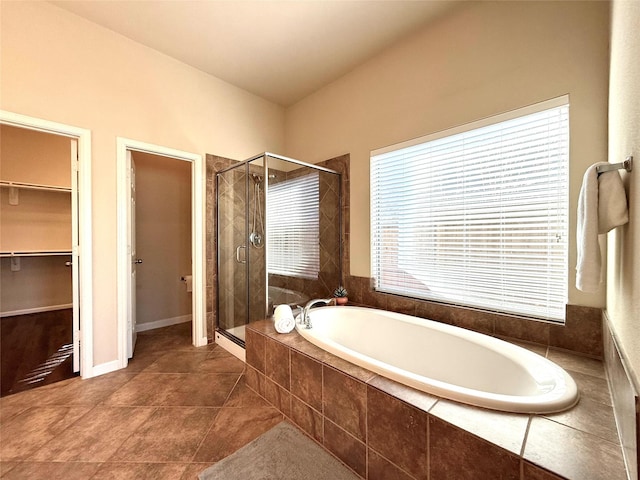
371,98 -> 569,321
267,172 -> 320,279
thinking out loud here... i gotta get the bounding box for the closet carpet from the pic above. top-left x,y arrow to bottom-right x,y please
0,322 -> 284,479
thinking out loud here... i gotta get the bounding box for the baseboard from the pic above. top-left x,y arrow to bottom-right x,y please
603,311 -> 638,480
215,331 -> 246,362
1,303 -> 73,318
136,314 -> 192,332
88,359 -> 120,378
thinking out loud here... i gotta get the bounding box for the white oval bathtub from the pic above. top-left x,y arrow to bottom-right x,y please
296,306 -> 578,414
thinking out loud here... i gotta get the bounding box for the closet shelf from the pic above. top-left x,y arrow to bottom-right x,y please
0,250 -> 72,258
0,181 -> 71,193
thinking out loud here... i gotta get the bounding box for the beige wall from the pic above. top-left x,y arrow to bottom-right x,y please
133,152 -> 192,327
1,125 -> 72,188
0,1 -> 284,366
607,0 -> 640,387
285,1 -> 610,309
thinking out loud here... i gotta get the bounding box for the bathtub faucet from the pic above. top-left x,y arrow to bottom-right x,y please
301,298 -> 333,329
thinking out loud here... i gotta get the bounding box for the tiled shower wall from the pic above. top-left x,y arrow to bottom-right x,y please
268,156 -> 346,303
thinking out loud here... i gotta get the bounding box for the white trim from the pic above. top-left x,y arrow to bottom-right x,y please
116,137 -> 206,371
91,359 -> 121,377
372,95 -> 570,156
136,314 -> 192,332
1,304 -> 73,318
0,110 -> 94,379
215,331 -> 246,362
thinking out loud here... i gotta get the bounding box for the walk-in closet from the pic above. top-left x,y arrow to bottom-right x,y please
1,125 -> 77,396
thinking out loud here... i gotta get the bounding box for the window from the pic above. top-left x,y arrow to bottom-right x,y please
371,97 -> 569,321
267,172 -> 320,279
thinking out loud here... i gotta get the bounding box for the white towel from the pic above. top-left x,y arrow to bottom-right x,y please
273,305 -> 295,334
275,317 -> 295,334
576,162 -> 629,292
598,169 -> 629,233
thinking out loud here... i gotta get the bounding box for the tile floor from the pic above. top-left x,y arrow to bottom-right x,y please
0,323 -> 284,479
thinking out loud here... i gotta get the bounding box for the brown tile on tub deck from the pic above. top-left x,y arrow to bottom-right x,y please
323,365 -> 367,441
524,416 -> 627,480
450,307 -> 495,335
323,419 -> 367,478
549,305 -> 603,357
368,448 -> 415,480
494,316 -> 550,345
244,364 -> 265,397
264,377 -> 291,417
522,462 -> 567,480
567,370 -> 613,406
367,385 -> 428,480
543,396 -> 619,444
291,395 -> 323,443
429,416 -> 520,480
546,348 -> 605,378
245,327 -> 266,373
291,350 -> 323,412
429,400 -> 528,456
385,294 -> 417,316
367,375 -> 437,414
264,335 -> 291,390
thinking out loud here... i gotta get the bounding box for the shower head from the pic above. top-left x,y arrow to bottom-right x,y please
251,173 -> 277,184
251,173 -> 263,184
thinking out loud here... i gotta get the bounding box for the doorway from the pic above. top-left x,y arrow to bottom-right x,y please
116,138 -> 205,369
0,110 -> 93,384
131,152 -> 193,349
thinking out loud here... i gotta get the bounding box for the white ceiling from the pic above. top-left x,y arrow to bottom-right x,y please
51,1 -> 460,106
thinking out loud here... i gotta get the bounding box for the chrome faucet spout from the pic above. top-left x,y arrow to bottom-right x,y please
301,298 -> 333,329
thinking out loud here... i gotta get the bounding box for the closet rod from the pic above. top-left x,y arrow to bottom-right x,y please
0,180 -> 71,193
596,156 -> 633,175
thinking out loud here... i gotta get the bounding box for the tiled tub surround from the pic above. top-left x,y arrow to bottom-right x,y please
245,320 -> 628,480
344,276 -> 604,359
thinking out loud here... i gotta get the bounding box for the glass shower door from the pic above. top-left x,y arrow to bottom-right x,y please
217,163 -> 248,343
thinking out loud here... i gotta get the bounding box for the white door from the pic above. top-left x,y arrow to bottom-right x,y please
71,139 -> 81,372
127,152 -> 138,358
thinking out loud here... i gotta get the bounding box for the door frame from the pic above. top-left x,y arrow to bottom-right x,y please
0,110 -> 94,378
116,137 -> 206,368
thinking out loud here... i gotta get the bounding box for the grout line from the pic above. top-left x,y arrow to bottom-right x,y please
520,416 -> 532,458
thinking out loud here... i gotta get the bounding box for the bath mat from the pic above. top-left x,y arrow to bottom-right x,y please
198,421 -> 360,480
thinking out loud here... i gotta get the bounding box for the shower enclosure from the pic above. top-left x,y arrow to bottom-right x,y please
216,153 -> 341,346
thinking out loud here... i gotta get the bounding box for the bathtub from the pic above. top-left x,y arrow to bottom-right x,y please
296,306 -> 578,414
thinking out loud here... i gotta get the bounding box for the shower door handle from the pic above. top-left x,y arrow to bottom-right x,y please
235,245 -> 246,264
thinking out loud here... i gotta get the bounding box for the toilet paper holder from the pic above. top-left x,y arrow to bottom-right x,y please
180,275 -> 193,292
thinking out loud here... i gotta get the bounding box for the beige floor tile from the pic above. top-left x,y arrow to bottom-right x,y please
0,406 -> 92,461
0,462 -> 101,479
31,405 -> 157,462
91,462 -> 189,480
193,406 -> 283,462
110,406 -> 219,462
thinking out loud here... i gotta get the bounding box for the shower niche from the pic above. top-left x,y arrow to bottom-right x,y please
216,153 -> 341,346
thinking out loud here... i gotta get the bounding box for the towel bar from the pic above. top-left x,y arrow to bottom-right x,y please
596,156 -> 633,175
